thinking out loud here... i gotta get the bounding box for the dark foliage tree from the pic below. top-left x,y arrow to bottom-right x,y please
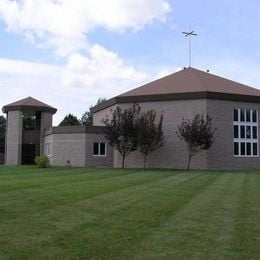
81,98 -> 107,126
59,114 -> 81,126
137,110 -> 164,170
102,104 -> 140,168
23,116 -> 39,130
177,114 -> 216,170
0,115 -> 6,141
81,110 -> 92,126
0,115 -> 6,157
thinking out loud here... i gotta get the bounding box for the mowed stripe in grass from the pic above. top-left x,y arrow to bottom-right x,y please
0,169 -> 200,258
0,167 -> 259,259
134,172 -> 259,259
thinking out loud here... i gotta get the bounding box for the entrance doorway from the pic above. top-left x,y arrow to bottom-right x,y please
22,144 -> 40,164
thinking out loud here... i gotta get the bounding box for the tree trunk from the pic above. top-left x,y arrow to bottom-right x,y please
122,155 -> 125,169
143,154 -> 147,171
187,151 -> 192,170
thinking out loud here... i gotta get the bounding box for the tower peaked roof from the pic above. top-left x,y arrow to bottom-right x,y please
2,96 -> 57,114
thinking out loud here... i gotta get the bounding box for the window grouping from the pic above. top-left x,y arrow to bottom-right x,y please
233,108 -> 258,157
93,142 -> 106,156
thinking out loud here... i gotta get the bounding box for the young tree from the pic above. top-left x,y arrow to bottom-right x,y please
102,104 -> 140,168
59,114 -> 81,126
138,110 -> 164,170
177,114 -> 216,170
81,98 -> 107,126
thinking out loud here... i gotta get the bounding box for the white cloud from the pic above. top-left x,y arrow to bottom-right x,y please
62,45 -> 148,90
0,58 -> 63,120
0,0 -> 171,56
0,50 -> 150,125
0,57 -> 61,77
0,0 -> 172,124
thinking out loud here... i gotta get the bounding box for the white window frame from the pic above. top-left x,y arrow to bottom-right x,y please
93,142 -> 106,157
45,143 -> 51,157
233,108 -> 258,157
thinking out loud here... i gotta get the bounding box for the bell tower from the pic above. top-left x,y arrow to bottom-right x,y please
2,97 -> 57,165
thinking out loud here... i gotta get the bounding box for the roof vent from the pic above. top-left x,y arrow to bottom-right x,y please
207,69 -> 210,73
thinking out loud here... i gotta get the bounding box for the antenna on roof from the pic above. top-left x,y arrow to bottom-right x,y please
182,26 -> 197,68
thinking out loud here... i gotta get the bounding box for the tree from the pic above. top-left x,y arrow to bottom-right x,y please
59,114 -> 81,126
102,104 -> 140,168
177,114 -> 216,170
81,110 -> 92,126
137,110 -> 164,170
0,115 -> 6,158
81,98 -> 107,126
0,115 -> 6,141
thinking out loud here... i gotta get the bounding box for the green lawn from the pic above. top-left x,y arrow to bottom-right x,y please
0,166 -> 259,259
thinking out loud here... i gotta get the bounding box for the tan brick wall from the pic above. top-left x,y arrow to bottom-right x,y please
51,133 -> 86,167
45,98 -> 260,170
207,99 -> 260,169
44,132 -> 113,167
96,99 -> 208,169
5,111 -> 22,165
43,134 -> 54,165
40,112 -> 53,155
93,105 -> 115,126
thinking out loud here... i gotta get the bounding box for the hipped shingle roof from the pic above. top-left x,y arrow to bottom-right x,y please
120,67 -> 260,97
92,67 -> 260,113
2,96 -> 57,114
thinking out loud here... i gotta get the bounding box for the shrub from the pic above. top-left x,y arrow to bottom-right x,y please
34,155 -> 50,168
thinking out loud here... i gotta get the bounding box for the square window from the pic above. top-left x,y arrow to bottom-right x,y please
93,142 -> 106,156
233,109 -> 239,121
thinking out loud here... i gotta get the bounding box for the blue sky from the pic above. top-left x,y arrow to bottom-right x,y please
0,0 -> 260,124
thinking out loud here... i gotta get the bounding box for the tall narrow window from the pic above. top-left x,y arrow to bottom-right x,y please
233,108 -> 258,157
240,109 -> 245,122
45,143 -> 51,157
234,109 -> 238,121
240,126 -> 245,138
